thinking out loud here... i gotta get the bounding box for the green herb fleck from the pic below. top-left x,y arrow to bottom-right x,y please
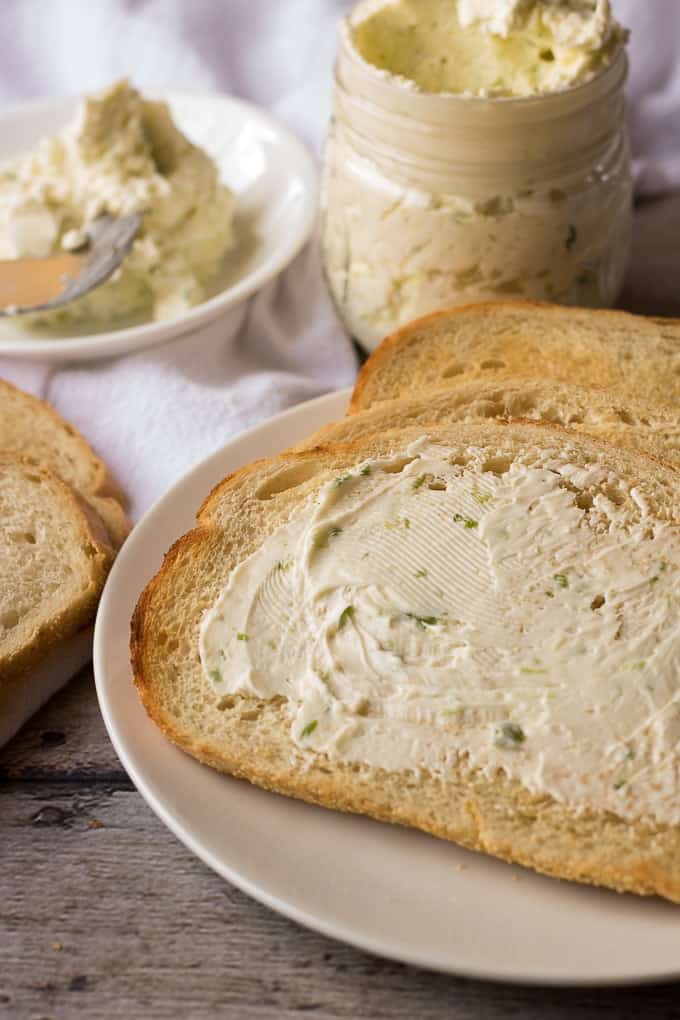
540,47 -> 555,61
545,589 -> 555,598
360,464 -> 372,476
453,513 -> 478,529
553,573 -> 569,589
520,667 -> 548,675
402,517 -> 411,529
276,560 -> 292,572
415,569 -> 428,579
472,487 -> 492,504
651,562 -> 669,583
494,722 -> 526,749
413,474 -> 427,491
335,474 -> 352,487
407,613 -> 439,629
268,639 -> 277,651
237,632 -> 249,642
300,720 -> 318,739
566,224 -> 577,250
318,671 -> 331,686
338,605 -> 354,629
613,778 -> 626,790
209,669 -> 222,684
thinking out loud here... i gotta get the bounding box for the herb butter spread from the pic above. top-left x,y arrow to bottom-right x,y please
201,441 -> 679,826
351,0 -> 626,97
0,80 -> 235,324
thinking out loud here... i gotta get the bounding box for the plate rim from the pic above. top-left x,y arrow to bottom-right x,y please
0,89 -> 318,360
93,389 -> 680,988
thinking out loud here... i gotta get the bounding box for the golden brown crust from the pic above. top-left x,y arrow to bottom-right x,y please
349,300 -> 680,414
0,457 -> 114,683
301,377 -> 680,470
0,377 -> 129,547
131,421 -> 680,903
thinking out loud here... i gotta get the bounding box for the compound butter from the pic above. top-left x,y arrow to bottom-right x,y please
200,440 -> 679,826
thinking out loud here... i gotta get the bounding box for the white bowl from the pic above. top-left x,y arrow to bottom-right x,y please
0,91 -> 319,361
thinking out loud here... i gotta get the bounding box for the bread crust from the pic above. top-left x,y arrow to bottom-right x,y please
300,377 -> 680,469
0,457 -> 114,683
0,378 -> 129,547
350,300 -> 680,415
131,421 -> 680,903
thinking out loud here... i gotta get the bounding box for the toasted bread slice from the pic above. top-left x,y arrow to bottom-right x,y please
299,377 -> 680,466
350,302 -> 680,414
132,422 -> 680,903
0,378 -> 128,547
0,457 -> 114,682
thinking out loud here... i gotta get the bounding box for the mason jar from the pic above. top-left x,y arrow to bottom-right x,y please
320,20 -> 633,352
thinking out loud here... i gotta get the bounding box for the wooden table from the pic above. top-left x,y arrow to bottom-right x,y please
3,196 -> 680,1019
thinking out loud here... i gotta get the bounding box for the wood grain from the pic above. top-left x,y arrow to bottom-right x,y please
3,777 -> 680,1020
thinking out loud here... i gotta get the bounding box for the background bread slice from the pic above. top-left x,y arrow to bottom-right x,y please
350,301 -> 680,414
0,457 -> 114,682
0,378 -> 128,547
131,421 -> 680,903
298,376 -> 680,466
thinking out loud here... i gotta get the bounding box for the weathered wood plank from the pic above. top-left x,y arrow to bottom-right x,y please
0,668 -> 125,781
2,784 -> 680,1020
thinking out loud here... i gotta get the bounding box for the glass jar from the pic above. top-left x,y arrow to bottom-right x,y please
320,23 -> 633,352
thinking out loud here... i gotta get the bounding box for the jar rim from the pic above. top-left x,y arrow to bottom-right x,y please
338,14 -> 628,117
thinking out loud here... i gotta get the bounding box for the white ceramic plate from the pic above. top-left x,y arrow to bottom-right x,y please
0,92 -> 318,361
94,390 -> 680,986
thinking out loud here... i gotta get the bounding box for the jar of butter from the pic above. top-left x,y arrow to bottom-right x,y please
321,0 -> 633,352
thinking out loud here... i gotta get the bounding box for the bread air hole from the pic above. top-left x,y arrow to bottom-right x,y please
1,609 -> 19,629
506,395 -> 536,417
482,455 -> 512,475
575,492 -> 593,510
256,461 -> 322,499
10,531 -> 36,544
604,483 -> 625,506
617,408 -> 636,426
477,400 -> 505,419
590,594 -> 605,610
540,406 -> 562,424
480,359 -> 507,371
442,362 -> 464,379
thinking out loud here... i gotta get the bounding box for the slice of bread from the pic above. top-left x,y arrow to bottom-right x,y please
0,379 -> 128,547
350,302 -> 680,414
298,377 -> 679,466
0,457 -> 114,682
131,422 -> 680,902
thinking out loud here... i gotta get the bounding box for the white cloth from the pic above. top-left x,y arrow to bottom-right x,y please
0,0 -> 678,520
0,0 -> 360,520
